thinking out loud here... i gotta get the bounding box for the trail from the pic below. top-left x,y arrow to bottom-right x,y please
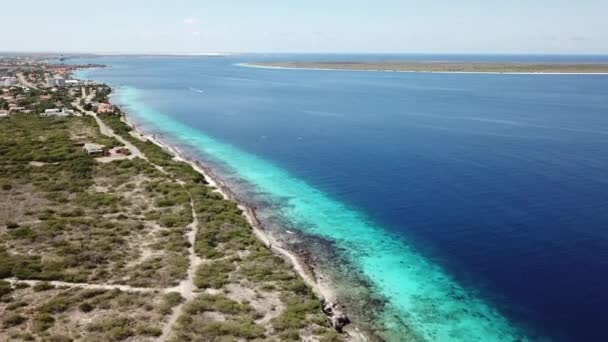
74,102 -> 203,341
17,73 -> 39,90
5,278 -> 161,293
158,192 -> 202,341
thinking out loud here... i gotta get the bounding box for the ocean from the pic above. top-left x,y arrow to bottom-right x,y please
73,54 -> 608,341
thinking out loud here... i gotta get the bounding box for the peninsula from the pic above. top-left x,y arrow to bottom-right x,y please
250,61 -> 608,74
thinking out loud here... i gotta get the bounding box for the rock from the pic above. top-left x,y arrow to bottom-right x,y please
322,301 -> 351,332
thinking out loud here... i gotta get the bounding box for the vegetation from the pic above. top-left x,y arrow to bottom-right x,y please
0,283 -> 170,341
0,91 -> 341,340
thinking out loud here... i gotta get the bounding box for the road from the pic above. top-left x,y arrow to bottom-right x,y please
74,102 -> 145,160
17,73 -> 39,90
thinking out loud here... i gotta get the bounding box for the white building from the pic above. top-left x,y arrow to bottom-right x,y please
45,76 -> 68,88
0,110 -> 9,118
1,77 -> 17,87
42,108 -> 71,117
83,143 -> 106,155
54,76 -> 66,87
9,107 -> 25,113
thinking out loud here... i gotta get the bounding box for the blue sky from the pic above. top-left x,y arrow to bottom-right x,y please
1,0 -> 607,53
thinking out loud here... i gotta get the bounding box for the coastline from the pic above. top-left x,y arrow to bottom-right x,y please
238,62 -> 608,75
74,66 -> 534,342
120,115 -> 368,340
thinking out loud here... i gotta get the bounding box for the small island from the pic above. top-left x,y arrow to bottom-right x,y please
251,61 -> 608,74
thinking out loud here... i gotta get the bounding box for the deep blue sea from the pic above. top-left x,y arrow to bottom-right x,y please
73,54 -> 608,341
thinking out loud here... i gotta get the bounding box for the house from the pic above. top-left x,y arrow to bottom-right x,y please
9,107 -> 25,113
83,143 -> 106,155
97,103 -> 114,114
0,110 -> 9,118
1,77 -> 17,87
42,108 -> 70,117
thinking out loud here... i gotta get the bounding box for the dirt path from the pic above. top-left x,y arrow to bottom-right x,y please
17,73 -> 39,90
157,192 -> 202,341
66,109 -> 219,341
5,278 -> 162,293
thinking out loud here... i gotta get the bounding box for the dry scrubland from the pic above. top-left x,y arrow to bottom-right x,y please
0,114 -> 342,341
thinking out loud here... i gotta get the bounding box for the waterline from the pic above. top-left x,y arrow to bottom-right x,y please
117,85 -> 527,341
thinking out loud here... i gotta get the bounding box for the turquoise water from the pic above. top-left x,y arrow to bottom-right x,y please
115,85 -> 526,341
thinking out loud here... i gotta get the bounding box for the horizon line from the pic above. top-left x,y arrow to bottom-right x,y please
3,50 -> 608,56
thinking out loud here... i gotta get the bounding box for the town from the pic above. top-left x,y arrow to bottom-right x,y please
0,57 -> 123,157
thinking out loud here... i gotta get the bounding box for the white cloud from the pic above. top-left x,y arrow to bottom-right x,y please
183,17 -> 199,25
192,31 -> 201,36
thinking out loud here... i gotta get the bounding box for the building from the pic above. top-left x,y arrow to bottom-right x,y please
9,107 -> 25,113
0,110 -> 9,118
55,77 -> 66,87
1,77 -> 17,87
45,75 -> 67,88
42,108 -> 71,117
97,103 -> 115,114
83,143 -> 106,155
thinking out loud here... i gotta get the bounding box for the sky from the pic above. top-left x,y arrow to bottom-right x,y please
1,0 -> 607,54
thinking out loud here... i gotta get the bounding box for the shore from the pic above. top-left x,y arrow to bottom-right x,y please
120,115 -> 368,340
242,62 -> 608,75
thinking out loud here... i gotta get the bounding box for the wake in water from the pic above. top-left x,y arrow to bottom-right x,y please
188,87 -> 205,93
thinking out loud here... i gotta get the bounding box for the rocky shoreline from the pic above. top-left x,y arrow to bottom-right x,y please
119,114 -> 367,340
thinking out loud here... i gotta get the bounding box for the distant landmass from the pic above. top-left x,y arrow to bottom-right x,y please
250,61 -> 608,74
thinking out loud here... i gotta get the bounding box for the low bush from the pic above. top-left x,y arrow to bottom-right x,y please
2,313 -> 26,327
79,302 -> 94,313
33,282 -> 55,292
32,313 -> 55,332
194,259 -> 235,289
159,292 -> 184,315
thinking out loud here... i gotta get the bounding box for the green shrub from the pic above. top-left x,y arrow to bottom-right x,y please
184,294 -> 254,316
194,259 -> 235,289
32,313 -> 55,332
39,297 -> 71,314
79,302 -> 94,313
33,282 -> 55,292
48,334 -> 73,342
203,319 -> 265,339
6,301 -> 28,310
159,292 -> 184,315
88,316 -> 134,340
5,221 -> 19,229
137,325 -> 162,337
0,280 -> 13,297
